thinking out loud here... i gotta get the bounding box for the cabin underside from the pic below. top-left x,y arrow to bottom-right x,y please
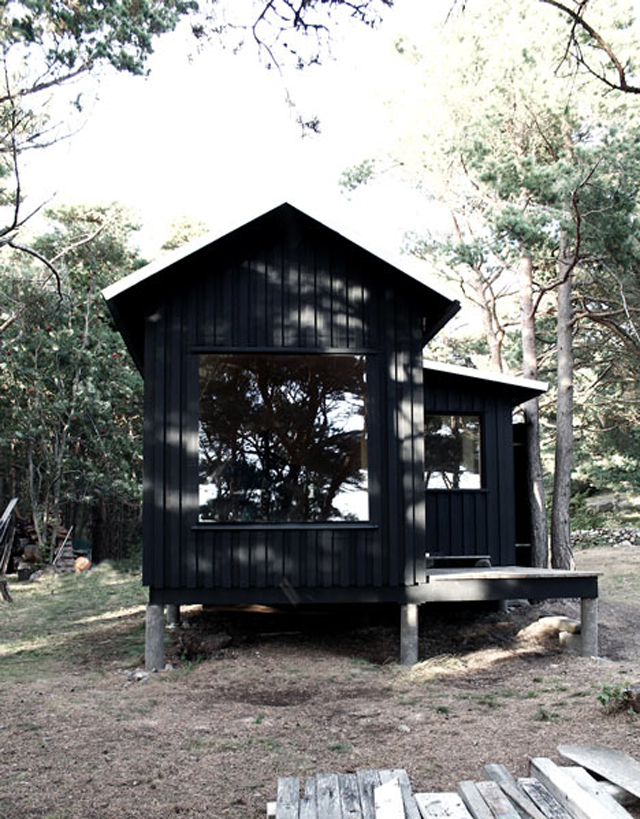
148,565 -> 597,606
144,566 -> 600,671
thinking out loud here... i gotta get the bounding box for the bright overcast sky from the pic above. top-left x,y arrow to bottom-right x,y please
24,0 -> 451,260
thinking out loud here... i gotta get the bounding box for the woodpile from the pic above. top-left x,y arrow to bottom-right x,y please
0,498 -> 90,591
268,745 -> 640,818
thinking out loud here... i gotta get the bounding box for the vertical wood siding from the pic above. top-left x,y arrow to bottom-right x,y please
423,375 -> 517,565
193,234 -> 373,350
142,216 -> 440,597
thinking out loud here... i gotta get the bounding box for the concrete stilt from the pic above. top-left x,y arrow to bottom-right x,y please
145,603 -> 165,671
580,597 -> 598,657
166,604 -> 180,628
400,603 -> 419,666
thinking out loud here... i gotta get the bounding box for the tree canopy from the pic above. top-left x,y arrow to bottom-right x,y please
0,0 -> 395,560
343,0 -> 640,564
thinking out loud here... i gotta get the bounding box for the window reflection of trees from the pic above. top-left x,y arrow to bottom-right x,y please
198,355 -> 368,522
424,415 -> 482,490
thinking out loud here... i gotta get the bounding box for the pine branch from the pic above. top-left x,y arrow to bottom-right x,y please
540,0 -> 640,94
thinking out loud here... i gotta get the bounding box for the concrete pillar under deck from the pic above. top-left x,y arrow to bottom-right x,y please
400,603 -> 419,666
145,603 -> 165,671
166,604 -> 180,628
580,597 -> 598,657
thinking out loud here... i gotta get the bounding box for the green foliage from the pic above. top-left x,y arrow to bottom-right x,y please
161,216 -> 209,252
0,204 -> 144,555
200,1 -> 393,70
380,0 -> 640,509
339,159 -> 377,192
569,492 -> 606,531
597,683 -> 633,714
6,0 -> 199,76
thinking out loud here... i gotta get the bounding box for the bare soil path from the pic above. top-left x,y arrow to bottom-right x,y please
1,545 -> 640,818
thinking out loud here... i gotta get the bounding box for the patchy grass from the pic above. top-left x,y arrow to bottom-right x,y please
2,546 -> 640,818
0,563 -> 147,681
576,546 -> 640,603
532,706 -> 563,723
597,682 -> 634,714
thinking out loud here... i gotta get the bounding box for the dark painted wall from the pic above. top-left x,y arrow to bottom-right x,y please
140,209 -> 451,604
423,371 -> 518,566
135,208 -> 523,604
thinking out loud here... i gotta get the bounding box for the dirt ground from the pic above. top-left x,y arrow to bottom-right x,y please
3,545 -> 640,819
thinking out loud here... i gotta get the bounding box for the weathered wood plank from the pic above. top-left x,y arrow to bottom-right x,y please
484,765 -> 518,789
458,780 -> 494,819
357,769 -> 380,819
561,767 -> 633,819
300,776 -> 317,819
276,776 -> 300,819
375,777 -> 405,818
415,792 -> 474,818
530,757 -> 621,819
339,773 -> 363,819
316,773 -> 342,819
518,778 -> 573,819
483,766 -> 548,819
495,784 -> 548,819
476,780 -> 521,818
389,768 -> 421,819
557,746 -> 640,801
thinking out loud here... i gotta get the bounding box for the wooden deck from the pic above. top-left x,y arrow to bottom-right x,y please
268,752 -> 638,818
398,565 -> 600,664
422,565 -> 599,603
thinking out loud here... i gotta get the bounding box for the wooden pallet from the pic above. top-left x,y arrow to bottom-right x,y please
0,498 -> 18,603
267,753 -> 640,818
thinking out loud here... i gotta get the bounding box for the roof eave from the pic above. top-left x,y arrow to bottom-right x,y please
423,359 -> 548,404
102,199 -> 458,306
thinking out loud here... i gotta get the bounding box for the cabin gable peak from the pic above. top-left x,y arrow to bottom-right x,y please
103,200 -> 460,371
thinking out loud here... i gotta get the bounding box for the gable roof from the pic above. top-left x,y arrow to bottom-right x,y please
423,359 -> 547,405
103,198 -> 457,302
103,200 -> 461,371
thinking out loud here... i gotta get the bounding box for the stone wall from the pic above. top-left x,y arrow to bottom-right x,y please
572,527 -> 640,550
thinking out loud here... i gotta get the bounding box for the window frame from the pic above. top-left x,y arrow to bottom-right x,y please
423,411 -> 485,492
196,350 -> 373,525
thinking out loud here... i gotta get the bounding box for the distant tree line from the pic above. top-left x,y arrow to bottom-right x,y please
0,205 -> 145,562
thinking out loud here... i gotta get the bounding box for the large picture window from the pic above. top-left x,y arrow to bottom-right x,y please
424,414 -> 482,490
198,354 -> 368,523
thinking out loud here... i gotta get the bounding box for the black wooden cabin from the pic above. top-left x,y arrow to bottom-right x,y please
103,201 -> 598,667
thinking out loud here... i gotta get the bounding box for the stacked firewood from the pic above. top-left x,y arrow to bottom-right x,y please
10,514 -> 80,578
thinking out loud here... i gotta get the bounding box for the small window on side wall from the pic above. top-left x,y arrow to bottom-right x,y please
424,414 -> 482,490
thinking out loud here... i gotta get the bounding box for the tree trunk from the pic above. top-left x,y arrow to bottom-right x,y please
470,264 -> 504,372
449,210 -> 505,372
551,241 -> 574,570
91,499 -> 105,564
520,254 -> 549,568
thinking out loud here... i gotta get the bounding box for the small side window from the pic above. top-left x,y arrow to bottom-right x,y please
425,414 -> 482,489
